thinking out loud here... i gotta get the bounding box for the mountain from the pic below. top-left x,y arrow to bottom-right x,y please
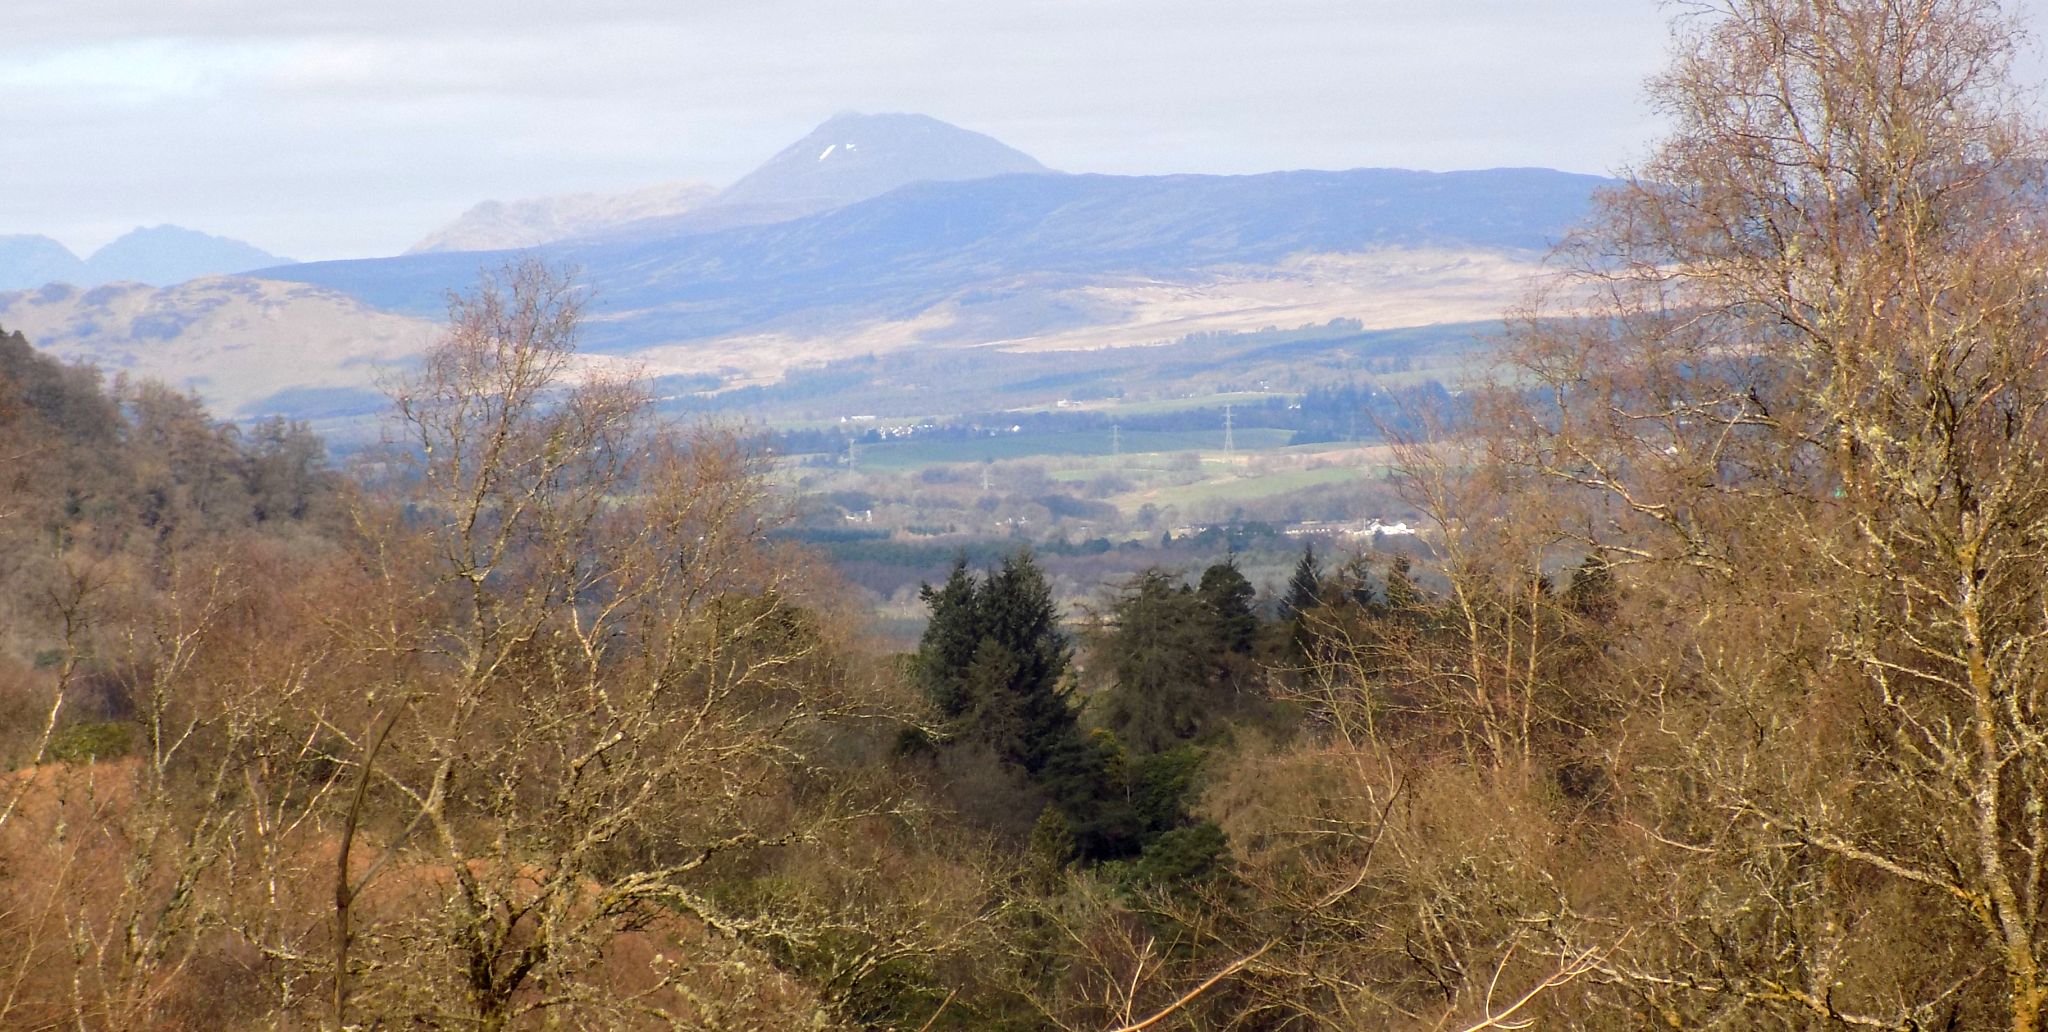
407,180 -> 718,253
2,227 -> 296,290
0,235 -> 90,291
262,166 -> 1609,348
85,226 -> 293,287
49,106 -> 1613,424
402,114 -> 1051,251
695,111 -> 1052,226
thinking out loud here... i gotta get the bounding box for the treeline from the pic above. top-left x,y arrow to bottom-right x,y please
0,328 -> 338,686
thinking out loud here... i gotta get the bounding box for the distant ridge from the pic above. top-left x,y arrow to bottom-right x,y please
0,226 -> 293,290
0,277 -> 430,417
0,236 -> 87,291
407,180 -> 718,254
258,165 -> 1612,350
88,226 -> 293,287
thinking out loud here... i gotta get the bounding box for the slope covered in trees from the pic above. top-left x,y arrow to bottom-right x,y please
0,275 -> 987,1029
0,324 -> 338,665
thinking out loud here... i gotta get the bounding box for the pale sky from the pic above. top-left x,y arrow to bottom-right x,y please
1,1 -> 2034,262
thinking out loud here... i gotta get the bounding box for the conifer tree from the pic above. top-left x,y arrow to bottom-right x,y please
1280,541 -> 1322,621
912,556 -> 985,718
977,550 -> 1075,773
1197,555 -> 1258,656
912,549 -> 1084,775
1099,569 -> 1219,753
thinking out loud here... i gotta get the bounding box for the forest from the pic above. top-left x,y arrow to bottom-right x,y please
4,0 -> 2048,1028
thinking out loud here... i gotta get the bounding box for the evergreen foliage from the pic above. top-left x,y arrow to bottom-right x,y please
911,553 -> 1268,863
913,557 -> 986,719
913,551 -> 1075,751
1197,555 -> 1258,656
1098,570 -> 1218,753
1130,821 -> 1230,886
913,548 -> 1133,852
979,552 -> 1075,773
1281,541 -> 1321,621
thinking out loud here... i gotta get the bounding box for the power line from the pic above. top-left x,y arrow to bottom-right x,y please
1223,404 -> 1235,455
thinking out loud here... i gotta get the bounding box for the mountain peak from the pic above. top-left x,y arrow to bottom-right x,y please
710,112 -> 1051,218
0,226 -> 291,290
0,235 -> 87,291
87,226 -> 292,286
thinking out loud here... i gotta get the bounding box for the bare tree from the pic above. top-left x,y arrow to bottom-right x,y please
329,259 -> 918,1030
1493,1 -> 2048,1027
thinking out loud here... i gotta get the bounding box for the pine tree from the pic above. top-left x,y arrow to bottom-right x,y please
1099,569 -> 1219,753
1024,805 -> 1078,892
1281,541 -> 1322,621
961,638 -> 1029,762
912,549 -> 1082,775
912,549 -> 1179,861
912,556 -> 987,719
977,550 -> 1075,773
1197,555 -> 1258,656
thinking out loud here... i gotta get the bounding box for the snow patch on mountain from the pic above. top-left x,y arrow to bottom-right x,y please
710,111 -> 1052,218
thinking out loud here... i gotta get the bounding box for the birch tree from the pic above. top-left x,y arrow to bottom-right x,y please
1500,1 -> 2048,1027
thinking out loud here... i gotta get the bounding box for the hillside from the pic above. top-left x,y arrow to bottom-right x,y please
0,278 -> 433,417
10,6 -> 2048,1031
